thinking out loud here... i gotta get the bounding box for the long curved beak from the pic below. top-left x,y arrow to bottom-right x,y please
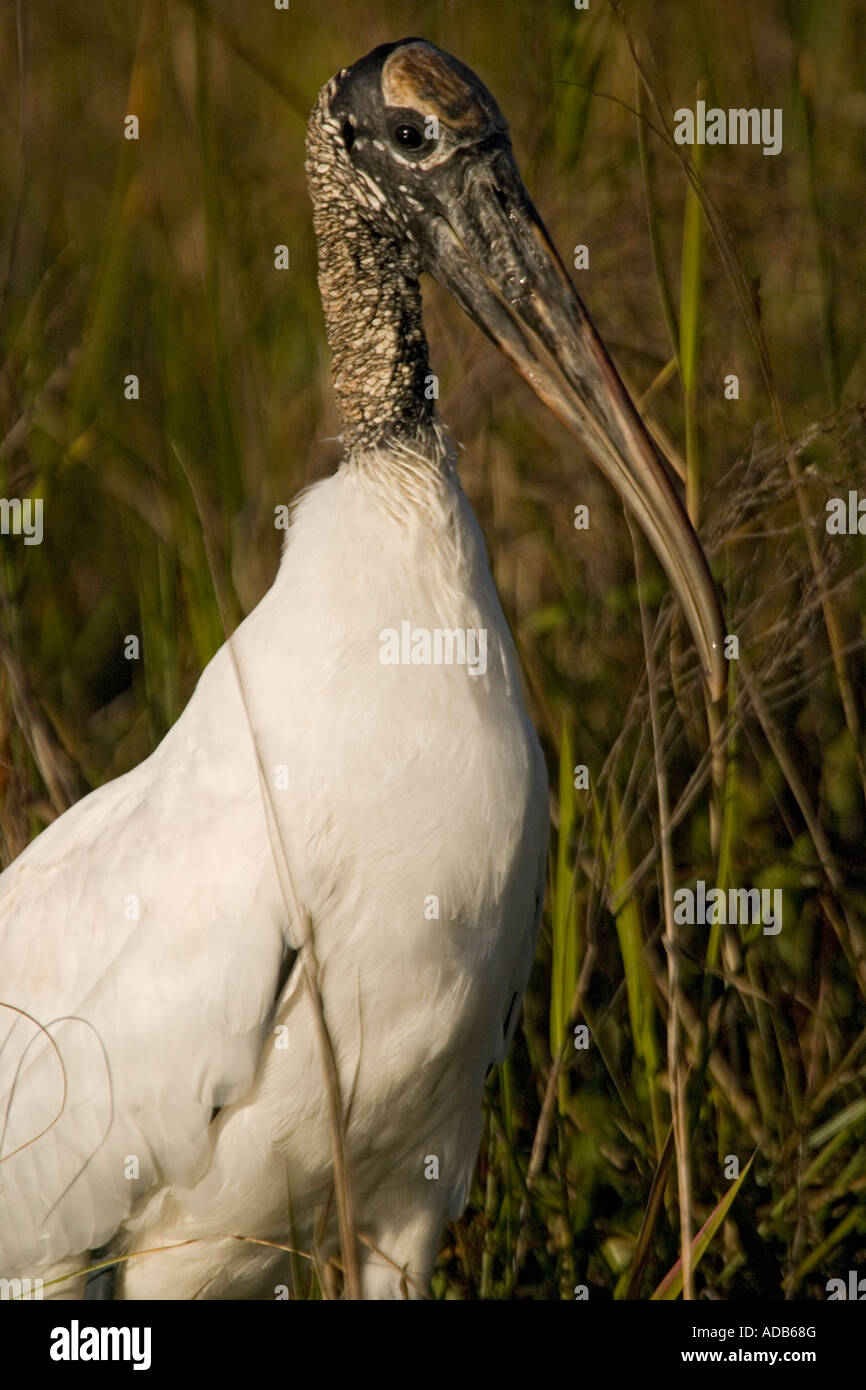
421,149 -> 726,702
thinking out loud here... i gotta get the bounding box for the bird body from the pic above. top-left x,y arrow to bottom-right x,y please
1,424 -> 546,1298
119,428 -> 548,1298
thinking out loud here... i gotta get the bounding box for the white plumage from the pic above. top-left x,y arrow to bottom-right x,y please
0,430 -> 547,1298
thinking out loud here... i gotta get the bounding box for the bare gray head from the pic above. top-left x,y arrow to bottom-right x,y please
306,39 -> 727,701
305,38 -> 508,455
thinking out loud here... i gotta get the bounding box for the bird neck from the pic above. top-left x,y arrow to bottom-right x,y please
311,205 -> 436,457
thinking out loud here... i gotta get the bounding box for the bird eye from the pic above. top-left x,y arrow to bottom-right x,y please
392,123 -> 425,150
342,119 -> 356,151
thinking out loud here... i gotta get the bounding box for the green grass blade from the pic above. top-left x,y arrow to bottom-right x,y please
651,1153 -> 755,1300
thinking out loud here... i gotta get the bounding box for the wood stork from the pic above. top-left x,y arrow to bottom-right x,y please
0,38 -> 725,1300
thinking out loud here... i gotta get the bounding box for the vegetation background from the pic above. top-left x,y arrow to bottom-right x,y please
1,0 -> 864,1299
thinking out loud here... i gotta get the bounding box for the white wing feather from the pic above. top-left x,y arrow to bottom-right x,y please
0,628 -> 290,1269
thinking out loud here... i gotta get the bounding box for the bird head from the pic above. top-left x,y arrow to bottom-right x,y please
307,39 -> 726,702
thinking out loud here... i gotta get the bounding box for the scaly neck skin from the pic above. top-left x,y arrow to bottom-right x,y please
312,202 -> 436,456
306,92 -> 437,460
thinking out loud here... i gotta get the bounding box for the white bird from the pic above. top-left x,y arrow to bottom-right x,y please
0,38 -> 724,1300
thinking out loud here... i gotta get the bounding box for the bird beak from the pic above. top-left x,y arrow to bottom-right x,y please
421,150 -> 726,702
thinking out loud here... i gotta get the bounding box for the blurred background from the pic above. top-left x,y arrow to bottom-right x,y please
1,0 -> 865,1298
